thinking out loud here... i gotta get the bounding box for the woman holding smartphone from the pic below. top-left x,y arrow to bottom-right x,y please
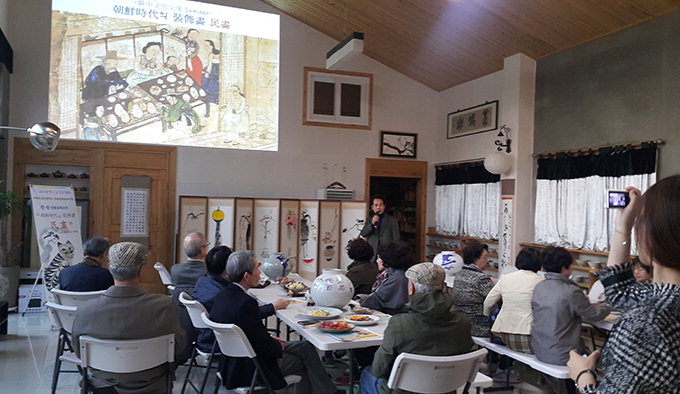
568,175 -> 680,393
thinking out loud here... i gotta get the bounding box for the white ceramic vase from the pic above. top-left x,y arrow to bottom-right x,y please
310,268 -> 354,308
260,252 -> 291,279
433,251 -> 464,276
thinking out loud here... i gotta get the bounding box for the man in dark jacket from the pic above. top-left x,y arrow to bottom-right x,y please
59,237 -> 113,291
360,195 -> 400,263
210,250 -> 338,393
360,262 -> 475,394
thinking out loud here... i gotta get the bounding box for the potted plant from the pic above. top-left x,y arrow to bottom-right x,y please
0,182 -> 23,308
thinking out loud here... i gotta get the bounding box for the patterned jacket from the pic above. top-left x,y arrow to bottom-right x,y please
453,264 -> 494,337
581,262 -> 680,393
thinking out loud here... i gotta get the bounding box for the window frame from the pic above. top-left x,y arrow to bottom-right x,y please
303,67 -> 372,129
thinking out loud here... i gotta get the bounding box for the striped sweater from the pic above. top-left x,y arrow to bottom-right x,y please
582,262 -> 680,393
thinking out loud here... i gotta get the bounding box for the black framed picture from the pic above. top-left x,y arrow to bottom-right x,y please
380,131 -> 417,158
447,100 -> 498,139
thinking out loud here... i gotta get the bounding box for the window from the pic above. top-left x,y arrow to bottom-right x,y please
303,67 -> 372,129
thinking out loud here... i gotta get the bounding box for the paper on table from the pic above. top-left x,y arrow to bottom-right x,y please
327,328 -> 381,342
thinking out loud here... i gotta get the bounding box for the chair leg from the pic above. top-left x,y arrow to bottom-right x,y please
81,368 -> 88,394
51,330 -> 66,394
213,371 -> 221,394
181,346 -> 198,394
199,340 -> 219,394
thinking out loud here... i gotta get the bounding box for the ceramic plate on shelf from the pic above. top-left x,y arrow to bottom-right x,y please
317,321 -> 355,333
298,307 -> 343,320
344,315 -> 380,326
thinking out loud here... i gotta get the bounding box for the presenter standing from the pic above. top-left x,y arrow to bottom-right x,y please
360,195 -> 400,263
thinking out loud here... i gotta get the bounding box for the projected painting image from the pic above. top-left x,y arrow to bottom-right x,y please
49,0 -> 279,150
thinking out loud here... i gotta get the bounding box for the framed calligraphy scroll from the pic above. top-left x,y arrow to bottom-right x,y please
447,100 -> 498,139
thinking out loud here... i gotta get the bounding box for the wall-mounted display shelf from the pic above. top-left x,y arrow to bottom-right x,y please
426,228 -> 499,272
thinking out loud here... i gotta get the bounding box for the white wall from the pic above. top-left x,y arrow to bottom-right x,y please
431,71 -> 504,225
6,0 -> 438,203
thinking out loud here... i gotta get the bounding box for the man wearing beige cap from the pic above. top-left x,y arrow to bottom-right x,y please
72,242 -> 186,393
360,262 -> 475,394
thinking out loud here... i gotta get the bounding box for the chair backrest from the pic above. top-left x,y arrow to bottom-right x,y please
79,334 -> 174,373
50,289 -> 106,308
45,302 -> 77,333
154,262 -> 173,286
201,312 -> 256,358
178,292 -> 210,329
387,348 -> 488,393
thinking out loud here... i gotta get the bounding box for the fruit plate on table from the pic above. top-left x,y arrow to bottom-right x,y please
284,282 -> 309,297
317,321 -> 355,333
344,315 -> 380,326
298,307 -> 343,320
348,304 -> 373,315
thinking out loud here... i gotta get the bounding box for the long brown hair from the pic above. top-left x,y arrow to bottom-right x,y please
636,175 -> 680,270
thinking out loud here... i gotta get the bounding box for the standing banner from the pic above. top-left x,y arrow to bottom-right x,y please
29,185 -> 84,291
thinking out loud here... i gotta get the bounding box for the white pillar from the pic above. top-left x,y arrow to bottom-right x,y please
497,53 -> 536,269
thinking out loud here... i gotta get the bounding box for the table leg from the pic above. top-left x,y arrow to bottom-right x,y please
347,349 -> 355,394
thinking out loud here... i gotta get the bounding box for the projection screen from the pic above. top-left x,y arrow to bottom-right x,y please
49,0 -> 280,150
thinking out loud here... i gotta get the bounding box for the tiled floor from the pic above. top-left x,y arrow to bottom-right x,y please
0,311 -> 547,393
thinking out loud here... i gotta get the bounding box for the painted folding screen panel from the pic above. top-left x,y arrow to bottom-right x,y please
298,200 -> 319,280
177,196 -> 207,263
340,201 -> 367,269
207,198 -> 235,249
279,200 -> 300,273
253,199 -> 280,260
318,201 -> 341,271
234,198 -> 254,251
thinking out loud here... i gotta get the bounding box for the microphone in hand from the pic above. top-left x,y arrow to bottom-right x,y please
372,215 -> 380,230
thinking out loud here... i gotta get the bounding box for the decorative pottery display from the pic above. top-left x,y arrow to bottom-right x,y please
260,252 -> 291,279
310,268 -> 354,308
433,251 -> 464,276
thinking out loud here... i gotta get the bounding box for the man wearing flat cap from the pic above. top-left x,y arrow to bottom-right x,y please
360,263 -> 475,394
72,242 -> 186,393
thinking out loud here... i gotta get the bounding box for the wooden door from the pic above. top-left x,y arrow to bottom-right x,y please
102,167 -> 171,294
365,158 -> 428,261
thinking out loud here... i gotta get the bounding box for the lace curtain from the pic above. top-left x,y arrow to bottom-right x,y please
534,144 -> 658,253
435,163 -> 500,239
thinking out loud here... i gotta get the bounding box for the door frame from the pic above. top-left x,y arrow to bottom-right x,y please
364,158 -> 427,261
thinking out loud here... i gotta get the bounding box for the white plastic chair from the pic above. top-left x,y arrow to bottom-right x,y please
46,302 -> 81,394
387,348 -> 488,394
200,312 -> 301,394
154,262 -> 176,293
179,292 -> 220,393
50,289 -> 106,308
79,334 -> 175,394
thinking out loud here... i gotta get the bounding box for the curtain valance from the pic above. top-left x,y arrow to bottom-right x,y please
537,143 -> 657,180
435,163 -> 500,185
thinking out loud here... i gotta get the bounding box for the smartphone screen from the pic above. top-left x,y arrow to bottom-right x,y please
608,191 -> 630,208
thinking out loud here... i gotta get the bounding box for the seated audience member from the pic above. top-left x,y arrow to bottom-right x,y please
210,250 -> 338,393
192,246 -> 291,352
453,240 -> 495,337
591,258 -> 652,302
531,247 -> 610,365
359,240 -> 416,315
59,237 -> 113,291
345,238 -> 379,296
172,232 -> 209,291
568,178 -> 680,393
72,242 -> 186,393
172,232 -> 209,361
360,263 -> 474,394
632,258 -> 652,282
483,247 -> 544,353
